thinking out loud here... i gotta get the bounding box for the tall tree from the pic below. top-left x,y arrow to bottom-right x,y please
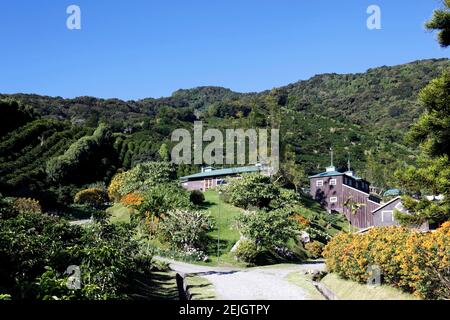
395,3 -> 450,226
426,0 -> 450,47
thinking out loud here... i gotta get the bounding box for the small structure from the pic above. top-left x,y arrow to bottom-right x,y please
371,196 -> 429,231
180,165 -> 265,191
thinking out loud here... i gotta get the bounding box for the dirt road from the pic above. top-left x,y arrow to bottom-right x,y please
157,257 -> 325,300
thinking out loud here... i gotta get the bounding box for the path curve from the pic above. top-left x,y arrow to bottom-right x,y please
156,257 -> 325,300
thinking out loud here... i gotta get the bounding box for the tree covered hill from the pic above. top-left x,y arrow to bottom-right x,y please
0,58 -> 449,207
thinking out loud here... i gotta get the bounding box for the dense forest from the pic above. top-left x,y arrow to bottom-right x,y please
0,58 -> 449,209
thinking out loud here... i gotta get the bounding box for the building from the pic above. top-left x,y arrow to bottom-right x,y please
371,196 -> 429,231
308,158 -> 433,231
309,165 -> 381,228
180,165 -> 265,191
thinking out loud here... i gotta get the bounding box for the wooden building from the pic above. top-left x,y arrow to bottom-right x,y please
309,165 -> 381,229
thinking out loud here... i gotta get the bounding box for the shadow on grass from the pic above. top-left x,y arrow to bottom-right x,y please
254,248 -> 308,266
129,271 -> 179,300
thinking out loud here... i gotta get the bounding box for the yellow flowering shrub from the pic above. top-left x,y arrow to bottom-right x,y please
74,188 -> 109,208
323,224 -> 450,300
13,198 -> 42,214
108,172 -> 126,202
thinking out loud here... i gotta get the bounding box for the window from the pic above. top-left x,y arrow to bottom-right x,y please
330,197 -> 338,203
204,179 -> 214,190
382,211 -> 394,223
316,180 -> 324,187
330,179 -> 337,186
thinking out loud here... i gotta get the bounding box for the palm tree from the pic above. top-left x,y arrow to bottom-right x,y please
344,196 -> 366,232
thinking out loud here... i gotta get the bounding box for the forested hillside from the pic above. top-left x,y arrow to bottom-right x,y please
0,58 -> 448,208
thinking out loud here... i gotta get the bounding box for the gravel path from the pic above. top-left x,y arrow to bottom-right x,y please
156,257 -> 325,300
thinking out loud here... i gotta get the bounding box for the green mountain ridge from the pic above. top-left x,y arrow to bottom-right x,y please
0,58 -> 449,207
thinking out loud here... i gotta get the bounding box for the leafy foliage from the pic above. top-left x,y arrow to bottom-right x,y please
0,210 -> 154,300
235,208 -> 298,249
425,0 -> 450,47
109,162 -> 176,199
46,123 -> 116,184
221,174 -> 280,209
323,224 -> 450,300
235,239 -> 259,264
74,188 -> 109,209
305,241 -> 325,259
158,209 -> 213,253
189,190 -> 205,205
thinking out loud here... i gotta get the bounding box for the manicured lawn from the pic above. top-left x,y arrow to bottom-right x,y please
136,271 -> 179,300
106,203 -> 131,224
285,272 -> 325,300
320,273 -> 419,300
186,275 -> 217,300
200,190 -> 244,267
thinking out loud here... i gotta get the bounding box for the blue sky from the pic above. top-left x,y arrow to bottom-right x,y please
0,0 -> 448,100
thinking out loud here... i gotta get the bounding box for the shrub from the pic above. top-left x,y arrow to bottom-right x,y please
235,240 -> 259,264
323,224 -> 450,300
158,209 -> 213,253
13,198 -> 42,214
190,190 -> 205,205
74,188 -> 109,208
120,192 -> 144,207
221,173 -> 279,209
135,184 -> 191,221
0,196 -> 18,219
108,172 -> 126,202
108,162 -> 176,202
305,241 -> 325,259
235,208 -> 298,249
0,212 -> 154,300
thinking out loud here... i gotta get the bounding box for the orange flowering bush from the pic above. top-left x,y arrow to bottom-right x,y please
323,224 -> 450,300
292,214 -> 310,227
120,192 -> 144,207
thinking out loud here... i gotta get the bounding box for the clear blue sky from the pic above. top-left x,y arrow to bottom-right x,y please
0,0 -> 448,100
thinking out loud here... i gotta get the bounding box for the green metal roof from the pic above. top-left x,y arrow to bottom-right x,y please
309,171 -> 343,178
384,189 -> 401,197
309,171 -> 363,180
181,166 -> 261,181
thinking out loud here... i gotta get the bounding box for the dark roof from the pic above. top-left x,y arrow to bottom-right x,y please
181,166 -> 261,181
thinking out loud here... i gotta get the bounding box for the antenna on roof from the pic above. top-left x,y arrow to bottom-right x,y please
347,153 -> 351,172
330,147 -> 334,167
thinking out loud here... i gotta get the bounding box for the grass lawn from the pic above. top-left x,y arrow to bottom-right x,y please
186,275 -> 217,300
321,273 -> 419,300
107,203 -> 131,224
285,272 -> 325,300
137,271 -> 179,300
199,190 -> 245,267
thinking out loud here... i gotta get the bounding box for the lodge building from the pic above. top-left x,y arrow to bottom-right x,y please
309,165 -> 382,228
309,164 -> 429,230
